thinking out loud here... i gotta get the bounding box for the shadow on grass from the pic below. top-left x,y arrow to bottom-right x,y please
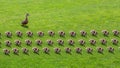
80,44 -> 86,47
98,52 -> 104,55
66,52 -> 72,55
23,53 -> 30,56
21,25 -> 29,28
81,35 -> 87,38
103,35 -> 109,37
4,54 -> 10,56
90,44 -> 96,46
13,53 -> 19,56
26,45 -> 32,47
113,44 -> 118,46
92,35 -> 98,37
33,52 -> 40,55
17,36 -> 23,39
102,44 -> 107,47
59,36 -> 66,38
48,44 -> 53,47
71,36 -> 77,38
87,52 -> 93,55
55,52 -> 61,55
37,44 -> 42,47
58,44 -> 64,47
109,52 -> 115,54
6,46 -> 12,48
16,45 -> 22,47
76,52 -> 82,55
114,35 -> 120,37
6,37 -> 12,39
69,44 -> 75,47
44,52 -> 50,55
27,36 -> 34,38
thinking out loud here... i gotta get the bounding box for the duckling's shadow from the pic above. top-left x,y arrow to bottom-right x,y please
66,52 -> 72,55
113,44 -> 118,46
45,52 -> 50,55
88,52 -> 93,55
37,44 -> 42,47
6,46 -> 12,48
59,44 -> 64,47
34,52 -> 40,55
27,36 -> 34,38
98,52 -> 104,55
81,36 -> 87,38
27,45 -> 32,47
56,53 -> 61,55
4,53 -> 10,56
109,52 -> 115,54
102,44 -> 107,47
17,36 -> 23,39
90,44 -> 96,46
114,35 -> 120,37
76,52 -> 82,55
71,36 -> 77,38
92,35 -> 98,38
69,44 -> 75,47
16,45 -> 22,47
21,25 -> 29,28
60,36 -> 66,38
7,37 -> 12,39
48,45 -> 53,47
23,53 -> 30,56
13,53 -> 19,56
104,35 -> 109,37
81,45 -> 86,47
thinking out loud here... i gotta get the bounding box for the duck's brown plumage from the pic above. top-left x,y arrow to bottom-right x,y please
21,13 -> 29,26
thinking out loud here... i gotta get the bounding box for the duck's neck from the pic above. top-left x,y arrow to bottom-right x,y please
25,15 -> 28,20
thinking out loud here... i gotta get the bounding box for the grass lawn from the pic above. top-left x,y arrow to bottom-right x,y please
0,0 -> 120,68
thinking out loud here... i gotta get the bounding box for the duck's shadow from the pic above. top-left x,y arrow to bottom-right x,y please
21,25 -> 29,28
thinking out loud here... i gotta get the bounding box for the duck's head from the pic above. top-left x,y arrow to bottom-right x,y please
26,13 -> 29,16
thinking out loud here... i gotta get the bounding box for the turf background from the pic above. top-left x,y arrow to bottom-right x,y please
0,0 -> 120,68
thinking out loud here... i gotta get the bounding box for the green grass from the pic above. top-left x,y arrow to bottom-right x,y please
0,0 -> 120,68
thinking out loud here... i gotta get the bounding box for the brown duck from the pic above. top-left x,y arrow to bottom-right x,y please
21,13 -> 29,26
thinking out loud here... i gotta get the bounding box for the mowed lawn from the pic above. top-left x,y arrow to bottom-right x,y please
0,0 -> 120,68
